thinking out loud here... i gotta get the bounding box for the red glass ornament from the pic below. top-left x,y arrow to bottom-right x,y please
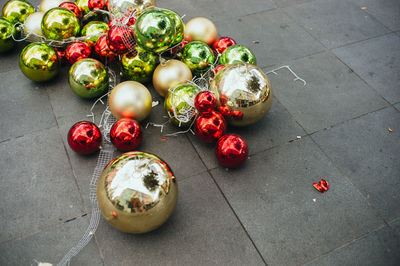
195,111 -> 226,143
214,64 -> 226,75
195,91 -> 217,114
213,37 -> 236,54
218,105 -> 231,119
215,134 -> 248,168
67,121 -> 102,155
65,42 -> 91,65
110,118 -> 143,151
55,47 -> 66,65
88,0 -> 106,10
94,35 -> 116,63
108,13 -> 136,27
107,25 -> 135,54
59,2 -> 81,18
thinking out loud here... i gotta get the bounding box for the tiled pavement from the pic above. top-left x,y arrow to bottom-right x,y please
0,0 -> 399,265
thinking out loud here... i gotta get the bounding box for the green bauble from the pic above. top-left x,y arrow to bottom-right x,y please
121,46 -> 158,83
219,44 -> 256,65
181,41 -> 215,75
2,0 -> 35,24
19,42 -> 59,82
81,21 -> 109,46
75,0 -> 90,15
161,9 -> 184,46
0,18 -> 16,53
69,58 -> 109,99
164,83 -> 201,128
41,8 -> 80,40
134,9 -> 175,53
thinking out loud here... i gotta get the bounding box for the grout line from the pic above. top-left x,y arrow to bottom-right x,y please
0,125 -> 59,145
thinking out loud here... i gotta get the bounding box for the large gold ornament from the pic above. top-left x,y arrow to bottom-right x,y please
23,12 -> 45,42
97,151 -> 178,234
109,81 -> 152,121
152,59 -> 192,97
184,17 -> 218,45
209,63 -> 272,127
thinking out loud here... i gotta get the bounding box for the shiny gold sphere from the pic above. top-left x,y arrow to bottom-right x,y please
97,151 -> 178,234
153,59 -> 192,97
24,12 -> 45,42
184,17 -> 218,45
109,81 -> 152,121
39,0 -> 70,12
209,63 -> 273,127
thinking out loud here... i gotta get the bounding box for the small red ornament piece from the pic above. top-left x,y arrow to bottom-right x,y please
313,179 -> 329,193
218,105 -> 231,119
107,25 -> 135,54
214,64 -> 226,75
108,13 -> 136,27
215,134 -> 248,168
55,47 -> 66,65
59,2 -> 81,18
112,211 -> 117,217
213,37 -> 236,54
110,118 -> 143,151
94,35 -> 116,63
195,91 -> 217,114
67,121 -> 102,155
231,110 -> 243,120
65,42 -> 91,65
195,111 -> 226,143
88,0 -> 106,10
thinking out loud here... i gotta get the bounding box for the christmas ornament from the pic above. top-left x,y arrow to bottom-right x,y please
195,111 -> 226,143
107,25 -> 135,54
194,91 -> 217,114
164,83 -> 201,128
69,58 -> 109,99
134,9 -> 175,53
59,2 -> 81,18
75,0 -> 90,15
121,45 -> 158,83
67,121 -> 102,155
161,9 -> 184,46
313,179 -> 329,193
184,17 -> 217,45
220,44 -> 256,65
88,0 -> 106,10
41,7 -> 80,40
215,134 -> 248,168
39,0 -> 68,12
107,0 -> 156,16
81,21 -> 109,46
97,151 -> 177,234
213,64 -> 225,75
213,37 -> 236,54
23,12 -> 45,42
181,41 -> 215,75
152,59 -> 192,97
55,47 -> 66,65
108,13 -> 136,27
108,81 -> 152,121
110,118 -> 143,151
81,9 -> 108,24
94,34 -> 116,63
0,18 -> 16,53
210,63 -> 272,126
2,0 -> 34,24
65,42 -> 92,64
19,42 -> 59,82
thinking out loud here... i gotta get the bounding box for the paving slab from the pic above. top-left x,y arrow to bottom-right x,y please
284,0 -> 389,49
95,172 -> 265,265
395,103 -> 400,111
390,218 -> 400,236
0,41 -> 27,74
272,0 -> 314,8
312,106 -> 400,221
270,51 -> 388,133
210,136 -> 383,266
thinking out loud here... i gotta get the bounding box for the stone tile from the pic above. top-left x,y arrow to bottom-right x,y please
312,106 -> 400,221
395,103 -> 400,111
0,41 -> 27,74
273,0 -> 314,8
0,69 -> 57,142
390,218 -> 400,236
270,51 -> 388,133
0,127 -> 84,242
0,216 -> 103,265
284,0 -> 389,49
188,97 -> 306,170
214,9 -> 324,68
95,172 -> 265,265
333,33 -> 400,104
210,137 -> 383,266
306,226 -> 400,266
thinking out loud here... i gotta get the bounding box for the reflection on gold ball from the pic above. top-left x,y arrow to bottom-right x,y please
109,81 -> 152,121
153,59 -> 192,97
97,151 -> 178,234
184,17 -> 218,45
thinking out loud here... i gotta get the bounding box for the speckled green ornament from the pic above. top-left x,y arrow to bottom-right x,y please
0,18 -> 16,53
41,8 -> 80,40
219,44 -> 256,65
164,83 -> 201,128
2,0 -> 35,24
134,9 -> 175,53
121,46 -> 158,83
69,58 -> 109,99
181,41 -> 215,75
161,9 -> 184,46
19,42 -> 59,82
81,21 -> 109,46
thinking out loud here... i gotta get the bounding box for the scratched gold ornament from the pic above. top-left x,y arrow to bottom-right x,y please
184,17 -> 217,45
120,45 -> 158,83
0,18 -> 16,53
209,63 -> 272,127
41,7 -> 80,40
23,12 -> 45,42
2,0 -> 35,24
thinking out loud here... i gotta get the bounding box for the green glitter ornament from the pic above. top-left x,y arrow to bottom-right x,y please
219,44 -> 256,65
2,0 -> 35,24
121,46 -> 158,83
0,18 -> 16,53
181,41 -> 215,75
41,8 -> 80,40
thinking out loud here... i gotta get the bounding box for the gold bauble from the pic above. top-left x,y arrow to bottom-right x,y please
39,0 -> 71,12
109,81 -> 152,121
97,151 -> 178,234
153,59 -> 192,97
24,12 -> 45,42
184,17 -> 218,45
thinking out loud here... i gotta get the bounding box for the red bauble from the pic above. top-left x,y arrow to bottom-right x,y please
59,2 -> 81,18
213,37 -> 236,54
65,42 -> 91,65
55,47 -> 66,65
218,105 -> 231,119
195,111 -> 226,143
215,134 -> 248,168
214,64 -> 226,75
88,0 -> 106,10
195,91 -> 217,114
67,121 -> 102,155
108,13 -> 136,27
110,118 -> 143,151
94,35 -> 116,63
107,25 -> 135,54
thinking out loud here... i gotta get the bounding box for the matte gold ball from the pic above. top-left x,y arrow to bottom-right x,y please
153,59 -> 192,97
184,17 -> 218,45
